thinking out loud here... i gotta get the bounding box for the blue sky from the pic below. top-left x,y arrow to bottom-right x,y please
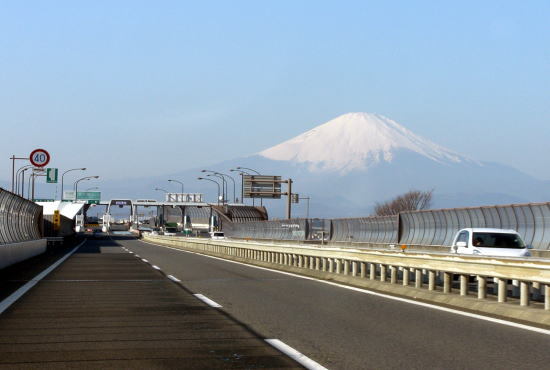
1,1 -> 549,189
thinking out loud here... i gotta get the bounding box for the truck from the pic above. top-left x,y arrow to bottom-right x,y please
451,228 -> 531,257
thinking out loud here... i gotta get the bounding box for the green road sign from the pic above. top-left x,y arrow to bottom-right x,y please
46,168 -> 58,183
77,191 -> 101,201
62,191 -> 101,202
33,199 -> 55,202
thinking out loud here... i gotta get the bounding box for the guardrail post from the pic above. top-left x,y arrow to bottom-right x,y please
298,255 -> 303,268
351,261 -> 357,277
428,271 -> 436,291
322,258 -> 327,271
369,263 -> 376,280
520,281 -> 530,307
310,256 -> 315,269
390,266 -> 397,284
460,275 -> 468,296
380,265 -> 387,283
343,260 -> 349,275
403,268 -> 410,286
415,269 -> 422,288
315,257 -> 320,270
477,276 -> 487,299
328,258 -> 334,273
498,278 -> 507,303
443,272 -> 452,293
360,262 -> 366,278
335,259 -> 341,274
545,285 -> 550,310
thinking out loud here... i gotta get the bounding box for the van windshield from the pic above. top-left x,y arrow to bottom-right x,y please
472,232 -> 525,249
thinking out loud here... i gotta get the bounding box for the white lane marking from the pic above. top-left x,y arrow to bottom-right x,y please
128,251 -> 134,254
140,240 -> 550,336
266,339 -> 327,370
194,294 -> 222,308
0,239 -> 87,315
168,275 -> 181,282
134,254 -> 140,258
141,258 -> 149,263
152,265 -> 161,270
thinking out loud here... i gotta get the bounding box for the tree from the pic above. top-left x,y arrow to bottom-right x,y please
374,189 -> 433,216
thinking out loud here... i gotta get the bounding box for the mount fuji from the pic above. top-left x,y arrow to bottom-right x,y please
98,112 -> 550,218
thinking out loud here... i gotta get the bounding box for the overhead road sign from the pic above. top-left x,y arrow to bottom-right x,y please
63,191 -> 101,202
46,168 -> 58,183
29,149 -> 50,167
243,175 -> 283,199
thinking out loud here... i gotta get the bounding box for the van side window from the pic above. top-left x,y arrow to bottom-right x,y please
456,231 -> 469,246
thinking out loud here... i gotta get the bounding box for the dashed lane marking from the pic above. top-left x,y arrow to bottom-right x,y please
194,294 -> 222,308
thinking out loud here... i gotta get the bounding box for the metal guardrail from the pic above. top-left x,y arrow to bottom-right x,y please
145,235 -> 550,319
224,202 -> 550,250
0,188 -> 42,245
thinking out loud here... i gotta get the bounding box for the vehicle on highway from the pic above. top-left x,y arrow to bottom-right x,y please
451,228 -> 531,257
210,231 -> 225,240
164,227 -> 178,236
151,227 -> 161,236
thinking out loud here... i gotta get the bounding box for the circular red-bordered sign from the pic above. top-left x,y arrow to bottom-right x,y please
29,149 -> 50,167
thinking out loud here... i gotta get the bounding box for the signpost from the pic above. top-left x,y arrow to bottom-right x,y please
53,210 -> 61,231
29,149 -> 50,168
46,168 -> 58,183
242,175 -> 282,198
242,175 -> 294,219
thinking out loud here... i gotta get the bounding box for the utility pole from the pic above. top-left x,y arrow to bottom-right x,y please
286,179 -> 293,219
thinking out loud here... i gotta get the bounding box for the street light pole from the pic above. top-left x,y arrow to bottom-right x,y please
10,155 -> 27,193
61,168 -> 86,201
236,166 -> 260,175
74,176 -> 99,201
168,179 -> 184,199
215,172 -> 236,204
206,174 -> 226,203
198,177 -> 221,206
15,164 -> 33,196
230,169 -> 253,205
202,170 -> 226,204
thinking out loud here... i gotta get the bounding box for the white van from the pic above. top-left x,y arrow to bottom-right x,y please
451,228 -> 531,257
210,231 -> 226,240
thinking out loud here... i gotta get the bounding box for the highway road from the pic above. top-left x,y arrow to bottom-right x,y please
113,235 -> 550,369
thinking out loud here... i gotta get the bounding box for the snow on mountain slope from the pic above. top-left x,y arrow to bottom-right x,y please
259,112 -> 471,173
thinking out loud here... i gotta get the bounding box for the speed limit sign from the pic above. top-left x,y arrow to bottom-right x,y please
29,149 -> 51,167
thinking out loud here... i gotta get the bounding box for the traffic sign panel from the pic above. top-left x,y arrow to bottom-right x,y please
46,168 -> 58,183
29,149 -> 50,167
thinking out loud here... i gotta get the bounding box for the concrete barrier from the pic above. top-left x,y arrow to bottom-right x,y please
143,235 -> 550,326
0,239 -> 47,270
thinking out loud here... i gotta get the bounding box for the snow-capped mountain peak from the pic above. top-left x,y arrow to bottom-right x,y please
259,112 -> 466,173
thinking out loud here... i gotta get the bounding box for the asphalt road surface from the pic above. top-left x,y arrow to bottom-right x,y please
115,236 -> 550,370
